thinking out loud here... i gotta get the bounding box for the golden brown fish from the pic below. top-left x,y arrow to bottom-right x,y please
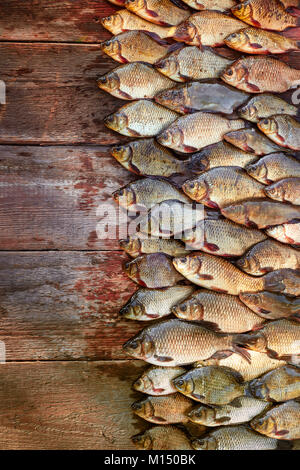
119,235 -> 190,258
120,285 -> 195,320
258,115 -> 300,151
173,289 -> 265,332
132,425 -> 193,450
221,200 -> 300,229
251,400 -> 300,440
172,11 -> 246,47
236,239 -> 300,275
108,0 -> 126,5
157,113 -> 244,153
111,138 -> 186,177
262,268 -> 300,296
239,291 -> 300,320
104,100 -> 179,137
231,0 -> 298,31
249,365 -> 300,402
133,365 -> 186,395
155,46 -> 232,82
266,222 -> 300,245
124,252 -> 185,288
182,167 -> 265,209
265,177 -> 300,205
222,56 -> 300,93
239,94 -> 297,123
224,128 -> 284,155
245,153 -> 300,184
125,0 -> 190,26
225,27 -> 299,54
181,0 -> 236,10
131,393 -> 193,423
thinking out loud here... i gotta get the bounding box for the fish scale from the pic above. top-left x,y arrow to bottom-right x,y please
125,0 -> 190,26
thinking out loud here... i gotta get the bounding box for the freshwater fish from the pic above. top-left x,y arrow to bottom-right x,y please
262,268 -> 300,296
132,425 -> 193,450
108,0 -> 126,4
249,365 -> 300,402
258,115 -> 300,151
133,365 -> 186,395
239,291 -> 300,320
125,0 -> 190,26
265,177 -> 300,205
131,393 -> 193,423
224,128 -> 284,155
266,222 -> 300,245
120,235 -> 190,258
239,94 -> 297,123
225,27 -> 299,54
251,400 -> 300,440
245,153 -> 300,184
181,0 -> 236,10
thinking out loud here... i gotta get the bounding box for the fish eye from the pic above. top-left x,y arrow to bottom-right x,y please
106,16 -> 112,21
231,34 -> 237,38
119,189 -> 124,195
189,183 -> 195,189
114,146 -> 122,152
177,379 -> 184,386
105,41 -> 111,46
226,69 -> 233,76
263,119 -> 269,125
130,341 -> 138,349
180,305 -> 187,312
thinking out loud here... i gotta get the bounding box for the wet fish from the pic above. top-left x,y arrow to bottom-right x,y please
221,200 -> 300,229
132,425 -> 193,450
125,0 -> 190,26
182,167 -> 265,209
231,0 -> 298,31
258,115 -> 300,151
225,27 -> 299,54
245,153 -> 300,184
172,11 -> 246,47
187,142 -> 258,174
224,128 -> 284,155
119,235 -> 191,258
181,218 -> 267,257
222,56 -> 300,93
266,222 -> 300,246
104,100 -> 179,137
262,268 -> 300,296
124,252 -> 185,288
251,400 -> 300,440
123,318 -> 248,366
188,397 -> 270,426
173,290 -> 265,333
97,62 -> 174,100
239,94 -> 297,123
192,425 -> 278,449
236,239 -> 300,275
133,365 -> 186,395
131,393 -> 193,423
249,365 -> 300,402
181,0 -> 237,11
111,138 -> 186,177
155,46 -> 232,82
120,285 -> 195,320
239,291 -> 300,320
108,0 -> 126,5
155,82 -> 248,115
265,178 -> 300,205
157,113 -> 244,153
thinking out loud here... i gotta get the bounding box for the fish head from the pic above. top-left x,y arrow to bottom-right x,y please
119,237 -> 141,257
126,0 -> 145,13
239,292 -> 263,309
155,87 -> 185,112
264,183 -> 283,201
104,111 -> 127,133
246,161 -> 267,182
155,56 -> 179,80
188,406 -> 214,425
251,414 -> 275,436
173,21 -> 198,45
111,144 -> 132,166
257,117 -> 277,137
119,298 -> 145,320
157,127 -> 181,149
236,253 -> 260,274
173,255 -> 201,277
173,298 -> 203,321
101,13 -> 123,33
123,331 -> 155,359
182,178 -> 208,202
224,130 -> 248,151
225,30 -> 248,50
221,203 -> 247,225
112,185 -> 136,209
131,397 -> 153,420
192,437 -> 218,450
234,332 -> 267,353
100,38 -> 119,58
188,151 -> 210,174
132,374 -> 152,393
131,431 -> 153,450
249,378 -> 270,401
97,71 -> 120,93
173,372 -> 194,395
238,102 -> 258,122
222,62 -> 247,88
231,1 -> 253,23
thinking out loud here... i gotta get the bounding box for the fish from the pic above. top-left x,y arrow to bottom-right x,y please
239,291 -> 300,320
265,177 -> 300,205
258,115 -> 300,151
279,0 -> 300,7
262,268 -> 300,297
221,200 -> 300,229
181,0 -> 237,11
187,142 -> 258,174
125,0 -> 190,26
133,365 -> 186,395
104,100 -> 179,137
249,365 -> 300,402
120,285 -> 195,320
155,46 -> 232,82
154,82 -> 248,115
100,9 -> 174,39
192,425 -> 279,449
131,393 -> 194,424
124,253 -> 185,288
231,0 -> 298,31
172,11 -> 246,47
157,113 -> 245,153
224,128 -> 284,155
119,235 -> 191,258
172,290 -> 265,333
112,177 -> 191,212
236,239 -> 300,276
100,31 -> 171,64
266,222 -> 300,245
238,94 -> 297,123
111,138 -> 186,177
225,27 -> 299,54
181,218 -> 267,257
108,0 -> 126,5
132,425 -> 193,450
233,319 -> 300,361
221,56 -> 300,93
182,167 -> 265,209
245,153 -> 300,184
122,318 -> 250,366
251,400 -> 300,440
97,62 -> 174,100
188,397 -> 271,426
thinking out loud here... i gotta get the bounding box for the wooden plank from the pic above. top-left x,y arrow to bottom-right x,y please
0,145 -> 136,250
0,251 -> 142,361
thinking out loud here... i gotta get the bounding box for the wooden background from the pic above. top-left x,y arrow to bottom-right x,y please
0,0 -> 299,450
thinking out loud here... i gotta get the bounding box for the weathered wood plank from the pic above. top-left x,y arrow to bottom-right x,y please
0,251 -> 142,361
0,145 -> 136,250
